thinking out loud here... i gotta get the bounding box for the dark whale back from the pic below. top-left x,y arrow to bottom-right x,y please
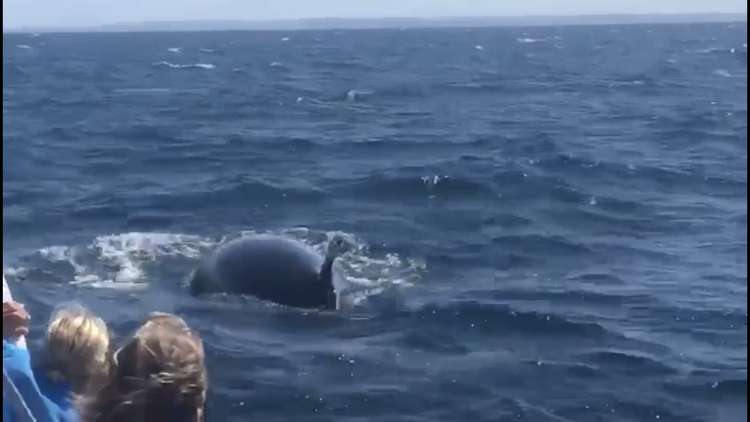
190,235 -> 337,309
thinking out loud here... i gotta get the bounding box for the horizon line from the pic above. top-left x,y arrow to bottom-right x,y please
3,12 -> 747,33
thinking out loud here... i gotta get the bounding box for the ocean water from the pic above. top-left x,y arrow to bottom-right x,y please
2,23 -> 747,421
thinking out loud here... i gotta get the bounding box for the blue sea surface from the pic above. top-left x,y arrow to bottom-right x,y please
3,22 -> 748,422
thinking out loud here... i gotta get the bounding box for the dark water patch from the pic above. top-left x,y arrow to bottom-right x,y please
396,330 -> 471,355
493,170 -> 590,204
491,234 -> 592,258
137,177 -> 328,212
476,288 -> 657,307
414,301 -> 611,339
664,377 -> 748,401
335,173 -> 496,201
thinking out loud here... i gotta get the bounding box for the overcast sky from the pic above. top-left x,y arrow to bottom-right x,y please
3,0 -> 747,29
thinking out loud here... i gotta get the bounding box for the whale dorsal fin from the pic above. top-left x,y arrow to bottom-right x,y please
318,236 -> 348,309
319,236 -> 346,285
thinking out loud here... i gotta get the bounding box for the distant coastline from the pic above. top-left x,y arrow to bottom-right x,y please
3,13 -> 747,34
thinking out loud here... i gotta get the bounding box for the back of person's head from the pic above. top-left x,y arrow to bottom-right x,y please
78,313 -> 207,422
44,304 -> 111,394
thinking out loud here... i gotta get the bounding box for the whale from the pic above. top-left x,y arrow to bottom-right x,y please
189,235 -> 345,309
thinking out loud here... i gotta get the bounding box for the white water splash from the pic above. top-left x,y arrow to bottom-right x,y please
152,61 -> 215,70
10,233 -> 217,289
6,229 -> 422,305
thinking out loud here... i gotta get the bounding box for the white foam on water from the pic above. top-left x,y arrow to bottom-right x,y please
9,229 -> 422,305
10,233 -> 217,289
346,89 -> 374,102
93,233 -> 215,283
2,267 -> 26,278
269,61 -> 283,67
16,45 -> 32,49
421,175 -> 446,187
281,37 -> 290,42
167,47 -> 182,53
692,47 -> 727,54
199,48 -> 218,53
113,88 -> 171,94
713,69 -> 732,78
517,37 -> 547,44
474,45 -> 484,51
40,246 -> 88,275
152,61 -> 215,70
88,281 -> 149,290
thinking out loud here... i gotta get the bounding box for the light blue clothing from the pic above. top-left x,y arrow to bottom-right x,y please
4,366 -> 36,422
34,371 -> 75,417
3,341 -> 78,422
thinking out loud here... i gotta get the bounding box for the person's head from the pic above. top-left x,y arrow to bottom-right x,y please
44,304 -> 111,393
78,312 -> 207,422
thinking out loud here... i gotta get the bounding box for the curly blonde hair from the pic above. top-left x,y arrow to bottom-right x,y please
77,313 -> 207,422
44,304 -> 111,394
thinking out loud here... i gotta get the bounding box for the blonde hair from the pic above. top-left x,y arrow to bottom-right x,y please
44,304 -> 111,394
78,313 -> 207,422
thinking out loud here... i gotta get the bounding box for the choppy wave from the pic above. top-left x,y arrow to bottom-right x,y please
664,377 -> 748,401
517,37 -> 549,44
3,24 -> 746,422
414,301 -> 611,338
345,89 -> 376,102
152,61 -> 215,70
577,350 -> 677,375
713,69 -> 732,77
112,88 -> 171,94
691,47 -> 728,54
336,173 -> 496,200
